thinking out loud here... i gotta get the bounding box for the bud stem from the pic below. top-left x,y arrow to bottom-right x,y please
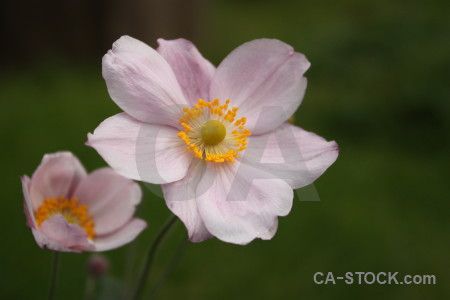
48,251 -> 60,300
132,214 -> 178,300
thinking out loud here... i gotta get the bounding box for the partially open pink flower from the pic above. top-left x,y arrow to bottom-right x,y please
22,152 -> 147,252
87,36 -> 338,244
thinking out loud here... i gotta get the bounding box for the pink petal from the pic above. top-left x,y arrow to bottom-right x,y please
258,219 -> 279,240
29,152 -> 87,211
243,123 -> 339,189
74,168 -> 142,235
94,218 -> 147,252
21,175 -> 36,228
39,215 -> 95,252
210,39 -> 310,135
196,161 -> 293,244
87,113 -> 193,184
157,38 -> 216,105
103,35 -> 188,127
31,228 -> 75,252
162,159 -> 213,242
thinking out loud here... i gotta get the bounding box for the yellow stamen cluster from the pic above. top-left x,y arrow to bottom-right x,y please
177,98 -> 251,163
35,197 -> 95,240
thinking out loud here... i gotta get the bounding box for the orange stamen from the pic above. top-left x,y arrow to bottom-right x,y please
35,197 -> 95,240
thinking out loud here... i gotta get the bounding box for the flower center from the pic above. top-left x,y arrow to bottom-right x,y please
35,197 -> 95,240
201,120 -> 226,145
178,99 -> 251,163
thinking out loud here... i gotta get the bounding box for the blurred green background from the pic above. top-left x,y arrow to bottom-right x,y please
1,0 -> 449,299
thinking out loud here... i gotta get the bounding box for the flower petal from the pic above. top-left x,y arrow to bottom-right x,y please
39,215 -> 95,252
210,39 -> 310,135
242,123 -> 339,189
196,161 -> 293,244
87,113 -> 193,184
94,218 -> 147,252
31,228 -> 75,252
157,38 -> 215,105
258,219 -> 279,240
162,159 -> 213,242
74,168 -> 142,235
103,35 -> 187,127
29,152 -> 87,211
21,176 -> 36,228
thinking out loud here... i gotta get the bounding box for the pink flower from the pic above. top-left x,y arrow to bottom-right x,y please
22,152 -> 147,252
87,36 -> 338,244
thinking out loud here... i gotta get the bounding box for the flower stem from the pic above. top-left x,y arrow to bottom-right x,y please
132,214 -> 178,300
148,237 -> 189,299
83,276 -> 95,300
48,251 -> 60,300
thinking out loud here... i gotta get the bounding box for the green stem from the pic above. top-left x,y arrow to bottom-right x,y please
149,237 -> 189,299
48,251 -> 60,300
132,214 -> 178,300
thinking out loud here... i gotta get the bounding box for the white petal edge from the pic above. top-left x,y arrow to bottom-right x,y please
157,38 -> 216,105
196,161 -> 293,244
38,215 -> 95,252
74,168 -> 142,235
94,218 -> 147,252
242,123 -> 339,189
21,175 -> 36,228
210,38 -> 310,135
103,35 -> 188,127
29,152 -> 87,211
32,228 -> 79,253
87,113 -> 193,184
162,159 -> 213,242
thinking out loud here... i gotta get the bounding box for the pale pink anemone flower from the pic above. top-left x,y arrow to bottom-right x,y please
21,152 -> 147,252
87,36 -> 338,244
